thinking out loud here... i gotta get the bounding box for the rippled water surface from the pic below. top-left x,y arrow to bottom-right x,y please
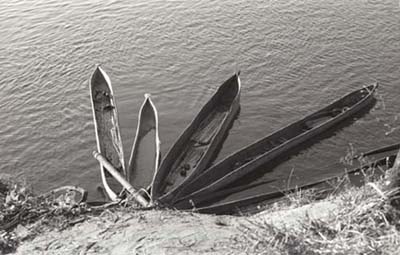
1,0 -> 399,201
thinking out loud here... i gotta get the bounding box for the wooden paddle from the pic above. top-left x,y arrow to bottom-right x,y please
93,151 -> 149,207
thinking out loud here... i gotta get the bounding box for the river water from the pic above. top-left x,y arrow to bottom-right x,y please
1,0 -> 399,201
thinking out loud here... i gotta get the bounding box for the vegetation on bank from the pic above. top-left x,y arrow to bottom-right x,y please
240,182 -> 400,254
1,163 -> 400,254
0,178 -> 90,253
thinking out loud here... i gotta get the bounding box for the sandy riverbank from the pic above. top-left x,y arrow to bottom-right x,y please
1,174 -> 400,254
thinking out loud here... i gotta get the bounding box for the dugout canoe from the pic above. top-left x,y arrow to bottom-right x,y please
177,142 -> 400,214
90,66 -> 126,201
174,84 -> 378,205
39,186 -> 88,205
127,94 -> 160,193
151,73 -> 241,203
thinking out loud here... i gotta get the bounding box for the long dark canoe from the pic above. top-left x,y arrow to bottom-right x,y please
174,84 -> 378,205
127,94 -> 160,192
177,142 -> 400,214
152,73 -> 241,203
90,66 -> 126,201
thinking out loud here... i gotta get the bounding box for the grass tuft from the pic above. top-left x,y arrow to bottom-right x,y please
0,178 -> 92,254
238,179 -> 400,255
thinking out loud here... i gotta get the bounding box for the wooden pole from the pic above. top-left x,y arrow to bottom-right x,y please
92,151 -> 149,207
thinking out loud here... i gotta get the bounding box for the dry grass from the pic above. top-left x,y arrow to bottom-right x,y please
0,178 -> 91,254
236,179 -> 400,255
231,146 -> 400,255
2,155 -> 400,254
0,178 -> 157,254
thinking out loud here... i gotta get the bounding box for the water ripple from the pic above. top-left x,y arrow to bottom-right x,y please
0,0 -> 399,199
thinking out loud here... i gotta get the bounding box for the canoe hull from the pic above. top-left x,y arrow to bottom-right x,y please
176,84 -> 378,208
128,94 -> 160,193
152,73 -> 241,204
186,143 -> 399,215
90,66 -> 126,201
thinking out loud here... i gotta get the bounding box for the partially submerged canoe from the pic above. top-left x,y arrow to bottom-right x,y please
178,142 -> 399,214
175,84 -> 378,206
39,186 -> 88,205
127,94 -> 160,192
90,66 -> 126,201
152,73 -> 241,203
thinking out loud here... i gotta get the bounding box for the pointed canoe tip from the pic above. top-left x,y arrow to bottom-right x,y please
144,93 -> 151,99
92,65 -> 103,76
236,70 -> 241,76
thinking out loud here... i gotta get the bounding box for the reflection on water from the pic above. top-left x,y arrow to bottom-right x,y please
0,0 -> 399,201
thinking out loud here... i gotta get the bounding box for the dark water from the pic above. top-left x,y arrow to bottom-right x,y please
1,0 -> 399,201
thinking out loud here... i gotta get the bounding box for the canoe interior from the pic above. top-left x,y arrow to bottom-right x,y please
182,144 -> 398,215
91,67 -> 125,199
128,96 -> 159,190
177,84 -> 377,200
152,74 -> 240,200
